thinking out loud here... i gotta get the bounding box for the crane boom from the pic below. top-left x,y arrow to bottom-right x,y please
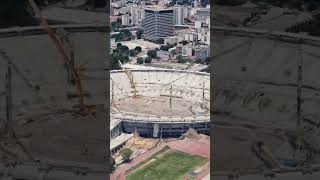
27,0 -> 88,114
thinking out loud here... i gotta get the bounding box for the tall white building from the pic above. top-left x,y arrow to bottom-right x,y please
134,5 -> 145,27
174,5 -> 189,25
174,6 -> 184,25
122,14 -> 130,26
182,45 -> 193,57
196,8 -> 210,23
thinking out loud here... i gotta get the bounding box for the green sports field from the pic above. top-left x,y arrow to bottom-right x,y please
127,150 -> 208,180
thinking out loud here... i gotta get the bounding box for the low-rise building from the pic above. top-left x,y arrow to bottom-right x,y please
193,45 -> 210,60
195,21 -> 202,29
164,36 -> 179,45
122,14 -> 130,25
182,45 -> 193,57
157,50 -> 171,61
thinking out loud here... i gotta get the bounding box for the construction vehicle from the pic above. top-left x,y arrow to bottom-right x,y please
27,0 -> 96,116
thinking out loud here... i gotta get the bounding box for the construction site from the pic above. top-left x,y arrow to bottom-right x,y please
212,2 -> 320,179
0,0 -> 107,179
110,69 -> 210,180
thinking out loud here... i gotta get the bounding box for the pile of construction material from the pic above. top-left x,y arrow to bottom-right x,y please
180,128 -> 200,139
180,128 -> 210,140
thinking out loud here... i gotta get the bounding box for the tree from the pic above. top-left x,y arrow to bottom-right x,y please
160,45 -> 169,51
180,40 -> 189,45
111,54 -> 121,70
116,18 -> 122,23
147,50 -> 157,58
119,45 -> 129,56
177,55 -> 186,63
110,156 -> 115,170
111,19 -> 127,32
117,43 -> 122,48
129,49 -> 138,57
113,49 -> 120,53
136,29 -> 143,39
195,58 -> 203,64
200,0 -> 209,7
160,43 -> 175,51
145,56 -> 152,63
137,57 -> 144,64
121,45 -> 129,51
119,148 -> 133,162
156,38 -> 164,44
135,46 -> 142,52
204,57 -> 210,65
114,29 -> 133,42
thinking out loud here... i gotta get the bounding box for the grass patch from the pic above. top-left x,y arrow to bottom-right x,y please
126,145 -> 170,173
127,151 -> 208,180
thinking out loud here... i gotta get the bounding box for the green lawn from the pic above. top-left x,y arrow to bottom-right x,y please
126,145 -> 171,173
127,151 -> 208,180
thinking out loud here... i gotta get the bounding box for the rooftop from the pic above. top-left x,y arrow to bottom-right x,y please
110,133 -> 133,151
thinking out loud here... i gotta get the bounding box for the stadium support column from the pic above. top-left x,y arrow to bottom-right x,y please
153,123 -> 159,138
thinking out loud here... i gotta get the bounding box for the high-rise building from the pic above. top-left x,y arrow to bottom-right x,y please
174,6 -> 184,25
130,5 -> 144,26
196,8 -> 210,23
144,8 -> 174,40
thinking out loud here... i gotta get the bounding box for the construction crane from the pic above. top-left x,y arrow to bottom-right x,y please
123,68 -> 138,98
27,0 -> 95,115
0,50 -> 40,92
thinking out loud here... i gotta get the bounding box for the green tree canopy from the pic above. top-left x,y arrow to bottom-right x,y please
119,148 -> 133,162
110,156 -> 115,170
147,49 -> 157,58
137,57 -> 144,64
135,46 -> 142,52
145,56 -> 152,63
117,43 -> 122,48
136,29 -> 143,39
177,55 -> 186,63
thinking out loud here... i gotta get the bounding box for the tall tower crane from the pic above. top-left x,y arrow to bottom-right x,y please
27,0 -> 95,115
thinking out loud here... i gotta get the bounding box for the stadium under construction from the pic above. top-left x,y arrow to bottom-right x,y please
110,69 -> 210,154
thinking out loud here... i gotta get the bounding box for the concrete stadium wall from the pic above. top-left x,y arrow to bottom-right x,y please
121,120 -> 210,138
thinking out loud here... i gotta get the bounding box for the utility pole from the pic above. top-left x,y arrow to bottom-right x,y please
202,81 -> 205,104
296,40 -> 303,155
170,84 -> 172,109
5,61 -> 14,138
112,80 -> 114,104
